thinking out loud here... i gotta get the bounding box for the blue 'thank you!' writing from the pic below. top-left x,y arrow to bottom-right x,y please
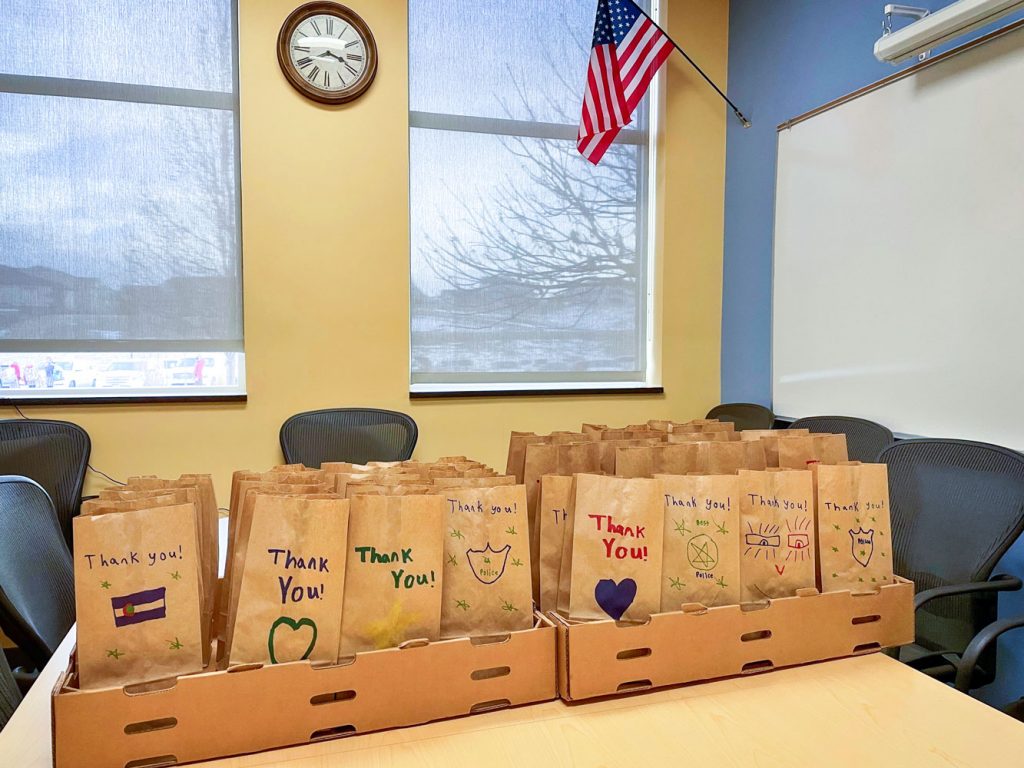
110,587 -> 167,627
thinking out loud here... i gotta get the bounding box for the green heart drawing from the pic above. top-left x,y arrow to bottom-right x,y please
267,616 -> 318,664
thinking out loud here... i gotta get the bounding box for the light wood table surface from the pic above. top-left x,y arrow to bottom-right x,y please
3,626 -> 1023,767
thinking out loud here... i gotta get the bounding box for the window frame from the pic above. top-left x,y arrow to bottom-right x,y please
406,0 -> 661,396
0,0 -> 246,404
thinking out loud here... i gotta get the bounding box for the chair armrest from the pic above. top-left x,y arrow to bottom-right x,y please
954,615 -> 1024,692
914,574 -> 1022,611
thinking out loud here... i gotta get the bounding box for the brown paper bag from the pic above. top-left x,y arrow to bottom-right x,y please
339,495 -> 445,654
657,474 -> 742,609
816,463 -> 894,593
505,432 -> 546,483
738,470 -> 816,601
121,476 -> 218,663
227,495 -> 349,665
615,443 -> 701,478
432,476 -> 516,488
73,504 -> 203,689
698,440 -> 768,474
740,429 -> 809,441
438,485 -> 533,638
567,474 -> 664,622
667,431 -> 733,443
523,441 -> 601,601
538,475 -> 574,613
777,434 -> 849,468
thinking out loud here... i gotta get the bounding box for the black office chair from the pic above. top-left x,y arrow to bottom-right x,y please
0,419 -> 90,547
0,643 -> 21,731
705,403 -> 775,431
280,408 -> 418,468
880,439 -> 1024,689
789,415 -> 894,462
0,476 -> 75,679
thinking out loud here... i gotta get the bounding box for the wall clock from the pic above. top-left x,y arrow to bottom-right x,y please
277,2 -> 378,104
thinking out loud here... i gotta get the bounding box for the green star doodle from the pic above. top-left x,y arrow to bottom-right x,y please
505,526 -> 517,536
871,577 -> 877,582
106,649 -> 123,660
832,524 -> 841,531
501,599 -> 518,613
715,576 -> 728,589
100,580 -> 111,589
859,549 -> 867,558
831,546 -> 839,553
668,576 -> 684,591
832,573 -> 839,578
673,519 -> 691,537
450,528 -> 465,540
169,637 -> 183,651
858,577 -> 864,582
855,517 -> 861,524
454,599 -> 470,611
511,557 -> 523,567
447,554 -> 458,566
170,570 -> 181,581
715,520 -> 729,536
881,551 -> 887,557
870,516 -> 877,523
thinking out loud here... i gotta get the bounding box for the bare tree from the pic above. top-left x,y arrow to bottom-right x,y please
417,26 -> 643,330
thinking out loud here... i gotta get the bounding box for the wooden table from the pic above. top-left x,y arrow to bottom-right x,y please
3,629 -> 1023,767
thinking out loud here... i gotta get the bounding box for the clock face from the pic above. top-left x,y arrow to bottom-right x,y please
277,3 -> 378,104
288,13 -> 367,93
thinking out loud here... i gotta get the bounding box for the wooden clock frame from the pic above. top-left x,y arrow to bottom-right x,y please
276,1 -> 378,105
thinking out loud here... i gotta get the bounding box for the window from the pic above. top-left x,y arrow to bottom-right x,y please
0,1 -> 243,399
408,0 -> 657,393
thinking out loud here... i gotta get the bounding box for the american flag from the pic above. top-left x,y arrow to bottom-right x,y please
577,0 -> 674,165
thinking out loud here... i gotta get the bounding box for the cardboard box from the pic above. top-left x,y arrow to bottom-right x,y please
52,613 -> 556,768
554,577 -> 914,701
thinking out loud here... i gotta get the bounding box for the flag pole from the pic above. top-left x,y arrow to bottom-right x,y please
633,2 -> 751,128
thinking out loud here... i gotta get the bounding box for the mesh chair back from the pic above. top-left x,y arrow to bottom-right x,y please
705,403 -> 775,431
280,408 -> 418,468
0,476 -> 75,670
0,419 -> 90,547
789,415 -> 894,462
880,439 -> 1024,658
0,644 -> 21,731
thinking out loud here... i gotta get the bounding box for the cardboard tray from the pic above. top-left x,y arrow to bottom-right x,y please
554,577 -> 914,701
51,613 -> 556,768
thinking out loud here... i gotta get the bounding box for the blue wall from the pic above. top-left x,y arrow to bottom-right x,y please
723,0 -> 1024,707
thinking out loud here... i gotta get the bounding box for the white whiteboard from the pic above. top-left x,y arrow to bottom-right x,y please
772,23 -> 1024,447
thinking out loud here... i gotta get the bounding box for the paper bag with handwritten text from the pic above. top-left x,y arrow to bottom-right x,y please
227,495 -> 349,666
738,470 -> 816,601
73,504 -> 203,690
339,494 -> 445,655
568,474 -> 664,622
538,474 -> 574,613
816,463 -> 894,593
657,474 -> 741,609
440,485 -> 533,638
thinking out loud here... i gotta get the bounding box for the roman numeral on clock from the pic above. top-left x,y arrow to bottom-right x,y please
347,53 -> 363,61
310,19 -> 321,35
308,65 -> 320,83
296,56 -> 313,69
343,62 -> 358,76
326,17 -> 333,35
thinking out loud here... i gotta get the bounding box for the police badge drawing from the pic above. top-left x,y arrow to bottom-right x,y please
440,485 -> 533,638
816,463 -> 894,594
73,503 -> 204,690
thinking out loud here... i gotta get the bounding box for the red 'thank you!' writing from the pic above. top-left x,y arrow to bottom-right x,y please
587,514 -> 648,561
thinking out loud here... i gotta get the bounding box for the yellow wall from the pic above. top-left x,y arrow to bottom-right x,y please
2,0 -> 728,502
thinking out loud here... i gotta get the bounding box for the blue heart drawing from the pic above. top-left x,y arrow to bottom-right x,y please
594,578 -> 637,620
